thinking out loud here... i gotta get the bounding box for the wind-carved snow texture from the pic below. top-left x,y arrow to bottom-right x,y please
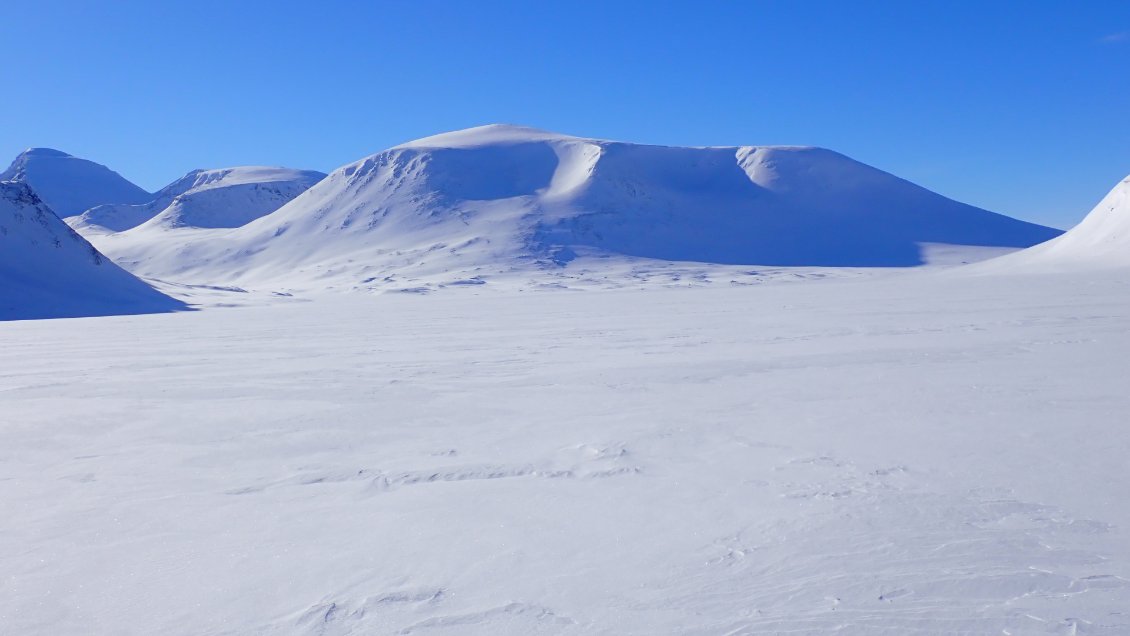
2,273 -> 1129,634
0,180 -> 184,320
0,147 -> 151,217
75,125 -> 1060,294
68,166 -> 327,232
224,443 -> 639,496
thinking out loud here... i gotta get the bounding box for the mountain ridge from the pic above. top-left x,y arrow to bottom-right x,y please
0,148 -> 151,217
0,180 -> 185,320
80,124 -> 1062,292
70,166 -> 327,232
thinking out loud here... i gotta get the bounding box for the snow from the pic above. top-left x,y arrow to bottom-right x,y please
2,269 -> 1129,634
396,123 -> 581,149
69,166 -> 326,232
0,148 -> 151,217
0,181 -> 185,320
976,174 -> 1130,272
71,125 -> 1059,294
3,124 -> 1118,634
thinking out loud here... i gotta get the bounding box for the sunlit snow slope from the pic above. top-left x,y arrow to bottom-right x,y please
0,181 -> 184,320
980,174 -> 1130,272
86,125 -> 1060,291
0,148 -> 151,217
70,166 -> 326,232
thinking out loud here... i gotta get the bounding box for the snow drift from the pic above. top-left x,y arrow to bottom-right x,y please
70,166 -> 326,232
0,181 -> 185,320
83,125 -> 1061,290
0,148 -> 151,217
980,174 -> 1130,272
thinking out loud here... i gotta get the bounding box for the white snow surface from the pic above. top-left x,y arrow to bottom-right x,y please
69,166 -> 326,232
78,125 -> 1060,293
2,269 -> 1129,634
0,148 -> 151,217
5,125 -> 1118,634
978,174 -> 1130,272
0,181 -> 184,320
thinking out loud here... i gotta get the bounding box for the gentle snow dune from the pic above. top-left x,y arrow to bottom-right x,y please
69,166 -> 327,232
82,125 -> 1060,292
978,174 -> 1130,272
0,181 -> 185,320
0,148 -> 151,217
1,272 -> 1128,634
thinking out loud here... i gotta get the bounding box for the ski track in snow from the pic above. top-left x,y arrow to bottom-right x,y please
2,271 -> 1130,634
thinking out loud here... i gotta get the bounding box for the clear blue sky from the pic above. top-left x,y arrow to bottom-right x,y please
1,1 -> 1127,228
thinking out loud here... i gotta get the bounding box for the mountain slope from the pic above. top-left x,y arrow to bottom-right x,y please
0,148 -> 151,217
978,174 -> 1130,272
0,181 -> 185,320
86,125 -> 1061,291
71,166 -> 326,232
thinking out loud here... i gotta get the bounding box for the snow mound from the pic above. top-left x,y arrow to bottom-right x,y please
85,125 -> 1061,291
979,174 -> 1130,272
0,181 -> 184,320
397,123 -> 582,149
0,148 -> 151,217
71,166 -> 326,232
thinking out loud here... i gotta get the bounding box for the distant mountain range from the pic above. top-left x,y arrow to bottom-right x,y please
69,166 -> 326,233
51,125 -> 1063,292
1,124 -> 1081,317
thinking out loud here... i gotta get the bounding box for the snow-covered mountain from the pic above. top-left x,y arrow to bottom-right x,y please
980,174 -> 1130,272
70,166 -> 326,232
0,148 -> 151,217
83,125 -> 1061,291
0,180 -> 184,320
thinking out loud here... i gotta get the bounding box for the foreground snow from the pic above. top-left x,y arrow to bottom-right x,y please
2,269 -> 1128,635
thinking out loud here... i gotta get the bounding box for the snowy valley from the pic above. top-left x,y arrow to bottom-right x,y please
2,126 -> 1129,635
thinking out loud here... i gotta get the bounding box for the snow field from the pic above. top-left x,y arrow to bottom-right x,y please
2,271 -> 1129,634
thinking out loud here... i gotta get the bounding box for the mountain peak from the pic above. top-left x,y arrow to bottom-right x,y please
18,147 -> 74,159
0,147 -> 151,217
397,124 -> 578,150
0,180 -> 184,319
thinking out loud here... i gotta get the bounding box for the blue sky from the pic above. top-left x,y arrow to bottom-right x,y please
1,1 -> 1127,228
